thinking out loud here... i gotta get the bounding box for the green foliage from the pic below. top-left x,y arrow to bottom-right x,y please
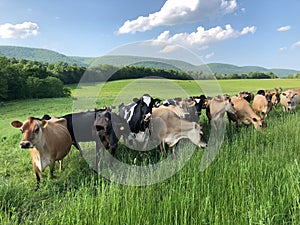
215,71 -> 278,79
288,72 -> 300,79
0,57 -> 85,101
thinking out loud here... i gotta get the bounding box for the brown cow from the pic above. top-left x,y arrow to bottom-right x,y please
228,96 -> 265,130
11,117 -> 72,189
252,94 -> 272,117
151,107 -> 207,153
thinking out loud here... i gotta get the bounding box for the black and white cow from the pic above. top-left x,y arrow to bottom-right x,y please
119,94 -> 156,146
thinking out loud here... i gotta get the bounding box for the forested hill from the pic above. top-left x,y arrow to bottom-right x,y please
0,46 -> 83,65
200,63 -> 299,77
0,45 -> 299,77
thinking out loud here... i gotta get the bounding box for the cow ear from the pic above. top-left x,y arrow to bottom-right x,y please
133,98 -> 139,103
42,120 -> 48,128
11,121 -> 23,128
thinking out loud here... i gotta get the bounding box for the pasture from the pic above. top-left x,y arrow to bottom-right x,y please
0,79 -> 299,224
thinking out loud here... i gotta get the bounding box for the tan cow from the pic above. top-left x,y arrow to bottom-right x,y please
158,105 -> 190,120
228,96 -> 265,130
252,94 -> 272,117
280,89 -> 298,112
151,107 -> 207,153
11,117 -> 72,189
206,95 -> 236,129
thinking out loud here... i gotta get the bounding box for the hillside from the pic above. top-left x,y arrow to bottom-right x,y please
0,46 -> 84,65
0,45 -> 299,77
201,63 -> 298,77
89,55 -> 199,71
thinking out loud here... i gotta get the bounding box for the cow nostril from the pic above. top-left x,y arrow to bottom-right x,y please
20,142 -> 32,149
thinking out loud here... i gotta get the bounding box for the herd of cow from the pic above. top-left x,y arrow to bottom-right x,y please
11,88 -> 300,189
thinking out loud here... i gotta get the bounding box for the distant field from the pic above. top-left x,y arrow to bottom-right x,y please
71,78 -> 300,110
0,79 -> 299,224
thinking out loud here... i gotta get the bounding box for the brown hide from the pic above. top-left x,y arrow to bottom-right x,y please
229,97 -> 264,130
252,94 -> 272,116
11,117 -> 72,188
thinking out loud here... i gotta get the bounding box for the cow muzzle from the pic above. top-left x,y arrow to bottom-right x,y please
144,113 -> 152,121
20,141 -> 33,149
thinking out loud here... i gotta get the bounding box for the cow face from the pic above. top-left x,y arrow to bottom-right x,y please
281,90 -> 297,111
128,94 -> 155,133
94,111 -> 111,149
11,117 -> 47,149
191,95 -> 207,116
252,117 -> 265,130
134,94 -> 155,120
224,98 -> 236,115
189,123 -> 207,148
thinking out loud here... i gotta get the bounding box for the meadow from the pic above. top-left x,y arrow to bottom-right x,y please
0,79 -> 299,224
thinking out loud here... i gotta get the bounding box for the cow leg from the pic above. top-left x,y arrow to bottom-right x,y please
142,128 -> 150,151
160,141 -> 166,154
49,161 -> 55,179
59,160 -> 63,171
94,141 -> 101,173
32,162 -> 41,190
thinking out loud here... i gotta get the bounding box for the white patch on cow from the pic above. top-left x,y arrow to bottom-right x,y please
128,132 -> 146,142
195,99 -> 200,103
126,104 -> 137,123
143,95 -> 151,107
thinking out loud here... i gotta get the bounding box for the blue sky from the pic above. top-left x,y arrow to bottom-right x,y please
0,0 -> 300,70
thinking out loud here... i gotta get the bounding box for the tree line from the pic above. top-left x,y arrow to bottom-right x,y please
0,57 -> 85,101
0,56 -> 287,101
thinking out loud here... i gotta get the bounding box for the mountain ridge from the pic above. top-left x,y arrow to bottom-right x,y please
0,45 -> 298,77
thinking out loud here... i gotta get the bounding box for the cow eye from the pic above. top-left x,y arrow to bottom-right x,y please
34,127 -> 39,134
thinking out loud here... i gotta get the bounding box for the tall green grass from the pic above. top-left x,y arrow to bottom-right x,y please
0,79 -> 299,224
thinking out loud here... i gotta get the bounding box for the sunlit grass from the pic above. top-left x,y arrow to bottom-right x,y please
0,79 -> 299,224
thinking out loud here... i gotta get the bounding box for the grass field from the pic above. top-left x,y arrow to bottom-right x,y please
0,79 -> 300,224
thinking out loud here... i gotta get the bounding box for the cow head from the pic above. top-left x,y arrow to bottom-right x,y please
239,91 -> 254,103
251,116 -> 266,130
94,111 -> 111,149
94,110 -> 130,149
129,94 -> 155,133
189,123 -> 207,148
11,117 -> 47,149
281,90 -> 297,111
190,95 -> 208,116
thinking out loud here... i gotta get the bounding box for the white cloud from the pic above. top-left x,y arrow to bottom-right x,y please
205,52 -> 215,59
153,24 -> 256,47
0,22 -> 39,39
277,25 -> 291,32
159,45 -> 181,53
292,41 -> 300,48
118,0 -> 237,34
